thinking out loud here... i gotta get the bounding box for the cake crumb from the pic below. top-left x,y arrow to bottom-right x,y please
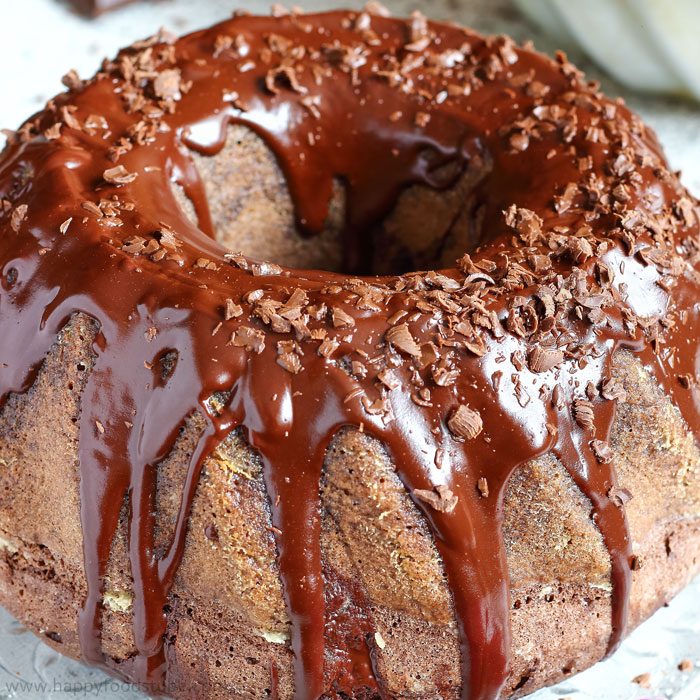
413,485 -> 458,513
374,631 -> 386,650
632,672 -> 652,688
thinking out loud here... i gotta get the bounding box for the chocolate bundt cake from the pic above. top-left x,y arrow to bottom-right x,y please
0,6 -> 699,699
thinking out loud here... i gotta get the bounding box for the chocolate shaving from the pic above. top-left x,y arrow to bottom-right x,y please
608,486 -> 633,507
59,217 -> 73,235
277,341 -> 303,374
503,205 -> 543,245
10,204 -> 28,232
61,68 -> 83,90
224,298 -> 242,320
103,165 -> 138,185
332,307 -> 355,328
251,261 -> 283,276
230,326 -> 265,354
590,439 -> 612,463
601,377 -> 627,402
318,337 -> 340,358
153,69 -> 182,100
385,322 -> 421,357
377,368 -> 400,390
573,398 -> 595,431
447,405 -> 483,440
413,485 -> 458,513
528,346 -> 564,373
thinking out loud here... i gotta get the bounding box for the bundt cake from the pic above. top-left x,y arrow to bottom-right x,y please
0,5 -> 699,699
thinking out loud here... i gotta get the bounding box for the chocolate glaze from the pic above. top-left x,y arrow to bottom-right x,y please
1,8 -> 699,699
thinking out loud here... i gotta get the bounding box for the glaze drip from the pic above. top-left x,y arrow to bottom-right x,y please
0,8 -> 698,700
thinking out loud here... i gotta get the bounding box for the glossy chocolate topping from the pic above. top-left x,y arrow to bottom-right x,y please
1,7 -> 699,699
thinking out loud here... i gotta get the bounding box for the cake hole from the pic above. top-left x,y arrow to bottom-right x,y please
514,673 -> 532,691
171,125 -> 344,273
173,125 -> 492,276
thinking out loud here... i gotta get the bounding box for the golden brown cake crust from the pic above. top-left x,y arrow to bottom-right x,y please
0,7 -> 699,700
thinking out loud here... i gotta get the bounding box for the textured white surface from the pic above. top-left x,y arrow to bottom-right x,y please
0,1 -> 699,698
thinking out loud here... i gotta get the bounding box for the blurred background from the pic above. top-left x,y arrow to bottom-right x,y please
0,1 -> 699,698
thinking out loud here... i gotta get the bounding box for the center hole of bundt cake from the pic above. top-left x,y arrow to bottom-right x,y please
173,126 -> 484,275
